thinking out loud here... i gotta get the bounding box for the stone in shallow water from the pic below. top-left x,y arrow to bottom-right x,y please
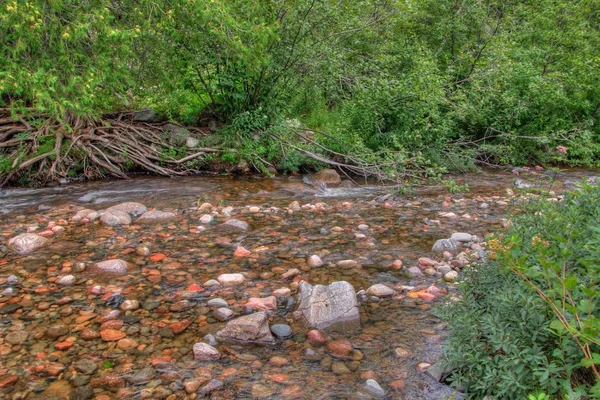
307,255 -> 323,267
365,284 -> 395,297
364,379 -> 386,397
136,210 -> 175,222
193,342 -> 220,361
8,233 -> 48,255
215,311 -> 275,345
100,209 -> 131,226
296,281 -> 360,331
270,324 -> 293,339
106,202 -> 147,217
451,232 -> 473,242
221,219 -> 249,231
217,273 -> 245,286
432,238 -> 460,254
207,298 -> 228,308
246,296 -> 277,311
5,331 -> 28,345
213,307 -> 234,321
93,259 -> 131,274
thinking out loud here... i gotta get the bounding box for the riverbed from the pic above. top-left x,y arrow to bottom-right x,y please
0,168 -> 596,399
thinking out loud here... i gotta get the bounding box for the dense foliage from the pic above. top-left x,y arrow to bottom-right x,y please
1,0 -> 599,181
438,183 -> 600,399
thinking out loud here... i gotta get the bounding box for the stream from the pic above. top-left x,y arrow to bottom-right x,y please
0,168 -> 597,400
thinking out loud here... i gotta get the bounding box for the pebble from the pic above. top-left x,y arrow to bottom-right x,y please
270,324 -> 293,339
207,298 -> 229,308
58,275 -> 76,285
337,260 -> 357,268
364,379 -> 386,397
444,271 -> 459,283
366,284 -> 395,297
193,343 -> 221,361
199,214 -> 213,224
5,331 -> 28,345
327,338 -> 353,358
307,255 -> 323,267
217,273 -> 245,286
213,307 -> 234,321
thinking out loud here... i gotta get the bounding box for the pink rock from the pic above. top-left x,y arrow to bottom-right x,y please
273,288 -> 291,297
307,330 -> 327,346
390,260 -> 403,269
233,246 -> 251,257
418,257 -> 437,267
307,255 -> 323,268
246,296 -> 277,311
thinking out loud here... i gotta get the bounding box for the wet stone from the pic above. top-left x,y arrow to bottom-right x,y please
100,209 -> 131,226
0,303 -> 22,314
106,202 -> 147,217
8,233 -> 48,255
193,342 -> 220,361
207,298 -> 228,308
74,359 -> 98,375
366,284 -> 395,297
94,259 -> 131,274
128,367 -> 156,385
216,311 -> 275,345
297,281 -> 360,331
221,219 -> 249,231
213,307 -> 234,321
364,379 -> 386,397
270,324 -> 293,339
136,210 -> 175,222
5,331 -> 28,345
432,238 -> 460,254
217,273 -> 245,286
198,379 -> 224,395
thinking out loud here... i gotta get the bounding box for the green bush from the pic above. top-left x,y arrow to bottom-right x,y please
438,183 -> 600,399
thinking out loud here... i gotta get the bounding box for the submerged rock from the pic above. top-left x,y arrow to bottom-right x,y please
215,311 -> 275,345
93,259 -> 131,274
100,209 -> 131,226
136,210 -> 175,222
106,202 -> 147,217
193,342 -> 221,361
432,238 -> 460,254
221,219 -> 250,231
8,233 -> 48,255
296,281 -> 360,331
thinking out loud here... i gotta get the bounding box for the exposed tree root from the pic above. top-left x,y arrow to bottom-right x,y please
0,111 -> 221,187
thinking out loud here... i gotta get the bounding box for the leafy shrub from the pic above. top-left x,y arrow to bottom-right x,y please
438,183 -> 600,399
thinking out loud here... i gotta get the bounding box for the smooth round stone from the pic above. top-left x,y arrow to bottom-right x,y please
5,331 -> 28,345
94,259 -> 130,274
58,275 -> 76,286
273,288 -> 291,297
364,379 -> 385,397
8,233 -> 48,255
270,324 -> 293,339
358,224 -> 369,231
307,255 -> 323,268
336,260 -> 357,268
213,308 -> 234,321
120,300 -> 140,311
217,273 -> 245,286
444,271 -> 459,283
203,279 -> 220,287
450,232 -> 473,242
365,284 -> 395,297
436,265 -> 452,275
207,298 -> 228,308
199,214 -> 213,224
193,343 -> 220,361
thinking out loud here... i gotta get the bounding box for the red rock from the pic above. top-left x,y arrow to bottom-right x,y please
233,246 -> 252,257
149,253 -> 166,262
391,260 -> 403,269
269,356 -> 289,366
170,319 -> 192,335
307,330 -> 327,346
100,320 -> 124,330
0,375 -> 18,388
187,283 -> 202,292
55,341 -> 74,350
100,329 -> 126,341
45,362 -> 66,376
418,257 -> 437,267
417,292 -> 437,302
326,338 -> 353,358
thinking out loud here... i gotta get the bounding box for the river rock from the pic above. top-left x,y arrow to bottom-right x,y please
217,273 -> 245,286
221,219 -> 249,231
8,233 -> 48,255
106,202 -> 147,217
193,342 -> 221,361
444,271 -> 459,283
207,298 -> 228,308
58,275 -> 76,285
215,311 -> 275,345
246,296 -> 277,311
5,331 -> 28,345
199,214 -> 213,224
296,281 -> 360,331
94,259 -> 131,274
364,379 -> 386,397
136,210 -> 175,222
366,284 -> 395,298
432,238 -> 460,254
307,255 -> 324,267
74,359 -> 98,375
72,209 -> 99,222
213,308 -> 234,321
100,209 -> 131,226
270,324 -> 293,339
450,232 -> 473,242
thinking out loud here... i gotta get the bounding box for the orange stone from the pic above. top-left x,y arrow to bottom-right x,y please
233,246 -> 252,257
100,329 -> 126,341
170,319 -> 192,335
55,341 -> 74,350
149,253 -> 166,262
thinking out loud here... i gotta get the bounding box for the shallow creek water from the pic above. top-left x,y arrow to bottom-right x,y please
0,169 -> 597,400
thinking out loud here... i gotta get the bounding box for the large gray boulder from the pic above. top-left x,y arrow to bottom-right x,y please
215,311 -> 274,345
297,281 -> 360,331
8,233 -> 48,255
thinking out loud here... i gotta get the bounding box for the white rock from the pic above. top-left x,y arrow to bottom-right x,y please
217,273 -> 245,286
8,233 -> 48,255
58,275 -> 76,286
307,255 -> 323,268
199,214 -> 213,224
366,284 -> 395,298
